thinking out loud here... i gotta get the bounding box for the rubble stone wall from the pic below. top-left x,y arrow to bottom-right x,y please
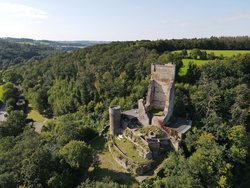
123,128 -> 152,159
148,64 -> 175,112
108,141 -> 154,175
138,99 -> 150,126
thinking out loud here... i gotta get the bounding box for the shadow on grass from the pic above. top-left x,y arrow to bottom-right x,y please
90,136 -> 106,152
89,137 -> 137,185
89,167 -> 136,186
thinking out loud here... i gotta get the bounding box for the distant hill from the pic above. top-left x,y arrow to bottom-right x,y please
0,37 -> 110,69
0,38 -> 57,69
3,37 -> 110,51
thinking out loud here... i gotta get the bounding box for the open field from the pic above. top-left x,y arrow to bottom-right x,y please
175,49 -> 250,57
201,50 -> 250,57
177,50 -> 250,76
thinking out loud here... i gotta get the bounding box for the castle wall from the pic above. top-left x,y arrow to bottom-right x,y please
109,105 -> 121,136
123,128 -> 152,160
138,99 -> 150,126
151,64 -> 175,81
163,80 -> 175,124
108,141 -> 154,175
147,64 -> 175,112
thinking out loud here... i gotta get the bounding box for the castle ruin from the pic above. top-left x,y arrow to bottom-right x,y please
108,63 -> 192,175
138,63 -> 175,126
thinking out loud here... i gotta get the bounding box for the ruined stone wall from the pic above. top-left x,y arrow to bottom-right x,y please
163,80 -> 175,123
151,64 -> 175,81
123,128 -> 152,159
109,105 -> 121,136
108,141 -> 154,175
138,99 -> 150,126
137,63 -> 176,126
146,64 -> 176,111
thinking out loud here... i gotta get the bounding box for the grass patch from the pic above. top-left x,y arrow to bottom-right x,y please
149,109 -> 164,116
0,85 -> 3,101
124,129 -> 148,148
88,137 -> 136,185
139,125 -> 167,138
90,137 -> 127,170
27,106 -> 46,123
114,137 -> 148,163
179,59 -> 210,76
203,50 -> 250,57
175,49 -> 250,57
175,50 -> 250,76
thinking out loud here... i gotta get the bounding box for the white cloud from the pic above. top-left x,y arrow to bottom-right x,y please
0,1 -> 48,38
0,1 -> 48,22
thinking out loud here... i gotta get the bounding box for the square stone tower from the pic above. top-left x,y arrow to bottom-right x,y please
138,63 -> 176,126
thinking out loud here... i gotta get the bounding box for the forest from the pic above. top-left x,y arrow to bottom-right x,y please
0,39 -> 57,70
0,36 -> 249,187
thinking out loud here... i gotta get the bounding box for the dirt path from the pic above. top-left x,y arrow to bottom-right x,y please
33,119 -> 48,133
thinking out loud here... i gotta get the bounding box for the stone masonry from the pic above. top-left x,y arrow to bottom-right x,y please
139,63 -> 176,126
108,63 -> 191,175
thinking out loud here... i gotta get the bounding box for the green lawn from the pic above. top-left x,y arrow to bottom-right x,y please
139,125 -> 167,138
179,59 -> 210,76
27,106 -> 46,123
114,137 -> 148,163
177,50 -> 250,76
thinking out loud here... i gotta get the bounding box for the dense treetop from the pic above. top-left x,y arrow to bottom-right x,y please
0,38 -> 56,69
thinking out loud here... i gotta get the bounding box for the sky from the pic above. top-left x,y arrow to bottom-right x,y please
0,0 -> 250,41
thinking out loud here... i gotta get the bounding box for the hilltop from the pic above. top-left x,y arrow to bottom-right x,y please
2,37 -> 110,51
0,37 -> 249,187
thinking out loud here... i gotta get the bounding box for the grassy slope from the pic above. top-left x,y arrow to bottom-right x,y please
178,50 -> 250,76
89,137 -> 136,185
114,137 -> 148,163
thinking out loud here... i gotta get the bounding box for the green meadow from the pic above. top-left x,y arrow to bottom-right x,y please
179,59 -> 210,76
177,50 -> 250,76
202,50 -> 250,57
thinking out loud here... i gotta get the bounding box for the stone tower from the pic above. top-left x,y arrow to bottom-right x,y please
109,105 -> 121,136
138,63 -> 176,126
